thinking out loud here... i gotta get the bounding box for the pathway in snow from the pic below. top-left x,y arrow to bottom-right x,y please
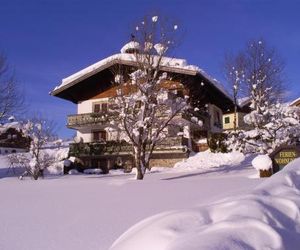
0,154 -> 262,250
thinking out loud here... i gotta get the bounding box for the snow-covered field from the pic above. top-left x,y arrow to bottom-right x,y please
0,151 -> 285,250
112,158 -> 300,250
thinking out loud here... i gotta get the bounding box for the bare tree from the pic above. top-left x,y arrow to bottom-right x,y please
224,53 -> 245,131
0,54 -> 25,121
111,14 -> 188,180
224,39 -> 285,126
242,39 -> 285,111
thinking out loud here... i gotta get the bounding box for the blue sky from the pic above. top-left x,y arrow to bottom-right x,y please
0,0 -> 299,138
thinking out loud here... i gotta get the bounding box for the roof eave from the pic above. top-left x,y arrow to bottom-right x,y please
50,59 -> 198,97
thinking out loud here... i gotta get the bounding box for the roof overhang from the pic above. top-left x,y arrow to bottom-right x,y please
50,54 -> 198,98
50,54 -> 233,108
290,97 -> 300,107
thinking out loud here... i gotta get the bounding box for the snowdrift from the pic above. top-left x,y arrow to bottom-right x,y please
110,158 -> 300,250
173,150 -> 245,171
150,151 -> 246,174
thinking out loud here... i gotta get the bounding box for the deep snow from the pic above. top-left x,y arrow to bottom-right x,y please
0,152 -> 262,250
111,158 -> 300,250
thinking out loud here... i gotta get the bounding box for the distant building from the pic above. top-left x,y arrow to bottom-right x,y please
0,117 -> 30,154
223,97 -> 252,130
51,42 -> 235,171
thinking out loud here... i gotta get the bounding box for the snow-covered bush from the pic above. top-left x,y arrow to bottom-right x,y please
17,119 -> 56,180
227,103 -> 300,154
9,146 -> 68,178
207,133 -> 228,153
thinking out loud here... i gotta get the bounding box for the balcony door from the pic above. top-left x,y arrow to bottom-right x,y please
93,130 -> 106,142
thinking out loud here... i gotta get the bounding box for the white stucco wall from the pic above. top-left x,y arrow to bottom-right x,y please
77,131 -> 93,143
223,112 -> 247,130
77,98 -> 109,114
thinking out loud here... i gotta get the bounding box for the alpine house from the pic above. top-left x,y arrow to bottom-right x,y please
50,42 -> 234,172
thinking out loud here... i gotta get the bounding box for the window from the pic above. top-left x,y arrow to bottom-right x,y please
224,116 -> 230,124
94,104 -> 100,113
101,103 -> 108,112
93,131 -> 106,142
93,102 -> 108,113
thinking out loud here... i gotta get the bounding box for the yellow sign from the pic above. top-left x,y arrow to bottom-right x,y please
274,150 -> 298,168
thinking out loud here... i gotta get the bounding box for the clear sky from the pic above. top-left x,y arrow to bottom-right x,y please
0,0 -> 299,138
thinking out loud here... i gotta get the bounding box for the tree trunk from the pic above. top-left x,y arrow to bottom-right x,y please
136,166 -> 144,180
233,106 -> 237,131
134,147 -> 144,180
32,169 -> 40,180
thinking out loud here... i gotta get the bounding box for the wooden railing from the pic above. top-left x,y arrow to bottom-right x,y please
67,112 -> 111,127
69,137 -> 186,157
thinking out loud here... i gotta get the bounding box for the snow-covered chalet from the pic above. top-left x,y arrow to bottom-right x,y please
51,42 -> 234,171
0,117 -> 30,154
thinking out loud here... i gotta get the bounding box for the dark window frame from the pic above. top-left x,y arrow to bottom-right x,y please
224,116 -> 230,124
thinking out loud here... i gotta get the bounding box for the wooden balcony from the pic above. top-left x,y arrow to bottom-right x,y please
67,112 -> 111,129
69,137 -> 187,157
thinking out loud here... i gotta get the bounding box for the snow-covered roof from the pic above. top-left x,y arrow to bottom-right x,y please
289,97 -> 300,107
51,53 -> 232,101
0,121 -> 21,134
8,116 -> 15,122
238,97 -> 251,107
196,68 -> 232,100
120,41 -> 140,54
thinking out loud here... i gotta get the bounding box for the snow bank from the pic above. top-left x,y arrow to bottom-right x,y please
110,158 -> 300,250
43,147 -> 69,175
169,150 -> 245,172
68,169 -> 80,175
252,154 -> 273,171
83,168 -> 102,174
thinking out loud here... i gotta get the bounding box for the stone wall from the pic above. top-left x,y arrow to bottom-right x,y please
149,158 -> 185,168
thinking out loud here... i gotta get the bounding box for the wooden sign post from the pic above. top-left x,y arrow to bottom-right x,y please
270,145 -> 300,173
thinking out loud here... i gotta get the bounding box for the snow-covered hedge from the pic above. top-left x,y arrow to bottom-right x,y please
110,158 -> 300,250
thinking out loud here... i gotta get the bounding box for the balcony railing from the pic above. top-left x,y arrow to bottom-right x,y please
67,112 -> 111,127
69,137 -> 187,157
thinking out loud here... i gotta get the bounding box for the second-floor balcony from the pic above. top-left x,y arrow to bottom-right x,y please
67,112 -> 111,129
